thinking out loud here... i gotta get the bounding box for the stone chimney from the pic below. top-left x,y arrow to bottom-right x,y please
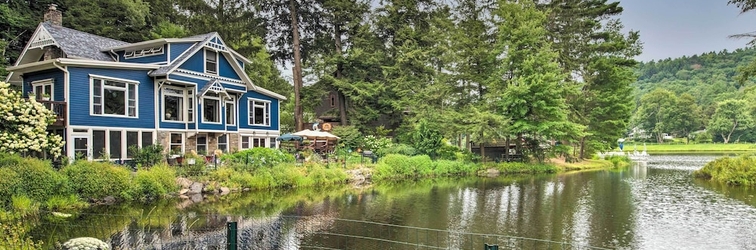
43,4 -> 62,26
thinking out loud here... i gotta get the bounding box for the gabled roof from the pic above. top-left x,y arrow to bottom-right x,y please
40,22 -> 129,61
149,33 -> 215,76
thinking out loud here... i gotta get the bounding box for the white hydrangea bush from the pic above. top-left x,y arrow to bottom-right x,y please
0,82 -> 64,158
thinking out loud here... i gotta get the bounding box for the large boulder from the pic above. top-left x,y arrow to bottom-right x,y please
187,182 -> 204,194
176,177 -> 192,189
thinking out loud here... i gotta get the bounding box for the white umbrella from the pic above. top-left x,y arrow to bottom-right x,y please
292,129 -> 340,140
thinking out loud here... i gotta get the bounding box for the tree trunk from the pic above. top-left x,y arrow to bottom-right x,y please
465,134 -> 471,152
722,133 -> 729,144
334,23 -> 348,126
516,133 -> 523,160
579,136 -> 585,159
289,0 -> 304,131
505,137 -> 510,161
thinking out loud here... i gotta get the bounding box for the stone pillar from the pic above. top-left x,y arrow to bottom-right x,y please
185,135 -> 197,154
208,134 -> 218,153
229,133 -> 239,152
158,131 -> 171,154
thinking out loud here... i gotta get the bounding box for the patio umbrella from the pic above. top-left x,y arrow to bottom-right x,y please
292,129 -> 340,140
276,134 -> 304,142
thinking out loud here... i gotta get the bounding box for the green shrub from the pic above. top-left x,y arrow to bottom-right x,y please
0,157 -> 70,204
362,135 -> 392,152
409,155 -> 434,176
331,125 -> 363,150
495,162 -> 559,174
222,148 -> 295,171
45,194 -> 87,211
270,163 -> 309,187
694,155 -> 756,186
130,144 -> 166,168
62,161 -> 132,200
376,143 -> 417,157
308,164 -> 347,186
0,220 -> 42,250
604,155 -> 631,168
437,144 -> 462,161
433,160 -> 480,176
128,164 -> 178,200
0,168 -> 20,207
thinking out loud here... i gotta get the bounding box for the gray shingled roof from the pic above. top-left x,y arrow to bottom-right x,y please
42,22 -> 129,61
149,32 -> 216,76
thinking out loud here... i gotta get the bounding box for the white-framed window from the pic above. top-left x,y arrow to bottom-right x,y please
74,129 -> 153,160
196,134 -> 207,154
203,93 -> 221,123
205,49 -> 218,75
226,99 -> 236,125
163,87 -> 185,122
248,98 -> 271,126
241,136 -> 268,149
91,76 -> 138,118
31,79 -> 53,100
170,133 -> 184,155
217,134 -> 228,152
124,46 -> 164,59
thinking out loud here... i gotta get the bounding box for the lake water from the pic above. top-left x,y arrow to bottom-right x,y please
28,155 -> 756,249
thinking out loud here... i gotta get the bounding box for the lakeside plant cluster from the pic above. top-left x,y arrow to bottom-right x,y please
694,155 -> 756,186
0,128 -> 630,249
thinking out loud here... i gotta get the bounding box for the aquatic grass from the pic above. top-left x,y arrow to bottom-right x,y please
694,155 -> 756,186
495,162 -> 559,174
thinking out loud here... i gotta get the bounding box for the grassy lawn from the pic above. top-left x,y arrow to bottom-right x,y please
616,143 -> 756,153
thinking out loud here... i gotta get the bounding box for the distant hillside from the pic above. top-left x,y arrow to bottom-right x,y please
633,47 -> 756,109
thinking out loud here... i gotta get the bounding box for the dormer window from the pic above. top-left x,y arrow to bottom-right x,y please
205,49 -> 218,75
124,46 -> 163,59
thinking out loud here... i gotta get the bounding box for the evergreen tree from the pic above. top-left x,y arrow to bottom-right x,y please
63,0 -> 151,42
490,1 -> 581,162
538,0 -> 641,158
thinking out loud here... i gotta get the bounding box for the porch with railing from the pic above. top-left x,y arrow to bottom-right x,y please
38,100 -> 66,126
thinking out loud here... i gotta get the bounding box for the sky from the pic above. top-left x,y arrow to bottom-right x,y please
620,0 -> 756,62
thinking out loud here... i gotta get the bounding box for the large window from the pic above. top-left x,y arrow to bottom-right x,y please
31,79 -> 53,100
203,94 -> 221,123
170,133 -> 183,154
248,99 -> 271,126
163,88 -> 184,121
93,130 -> 106,159
127,131 -> 138,158
217,134 -> 228,152
241,136 -> 268,149
109,131 -> 122,159
205,49 -> 218,75
92,77 -> 137,117
196,134 -> 207,154
226,101 -> 235,125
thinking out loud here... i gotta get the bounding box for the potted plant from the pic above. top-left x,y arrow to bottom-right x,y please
187,150 -> 197,165
41,93 -> 50,101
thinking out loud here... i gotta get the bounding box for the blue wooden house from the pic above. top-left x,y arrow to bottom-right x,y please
5,5 -> 286,160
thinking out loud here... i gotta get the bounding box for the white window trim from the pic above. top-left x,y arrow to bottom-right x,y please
225,96 -> 236,126
31,79 -> 54,100
89,75 -> 139,118
204,49 -> 218,75
217,134 -> 228,152
202,95 -> 222,124
169,133 -> 185,155
248,98 -> 271,127
161,86 -> 189,123
196,134 -> 208,154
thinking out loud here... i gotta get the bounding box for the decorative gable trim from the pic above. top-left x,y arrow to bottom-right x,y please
29,26 -> 57,50
206,37 -> 227,52
199,80 -> 231,100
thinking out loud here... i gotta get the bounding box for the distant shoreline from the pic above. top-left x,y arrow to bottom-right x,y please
617,143 -> 756,155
